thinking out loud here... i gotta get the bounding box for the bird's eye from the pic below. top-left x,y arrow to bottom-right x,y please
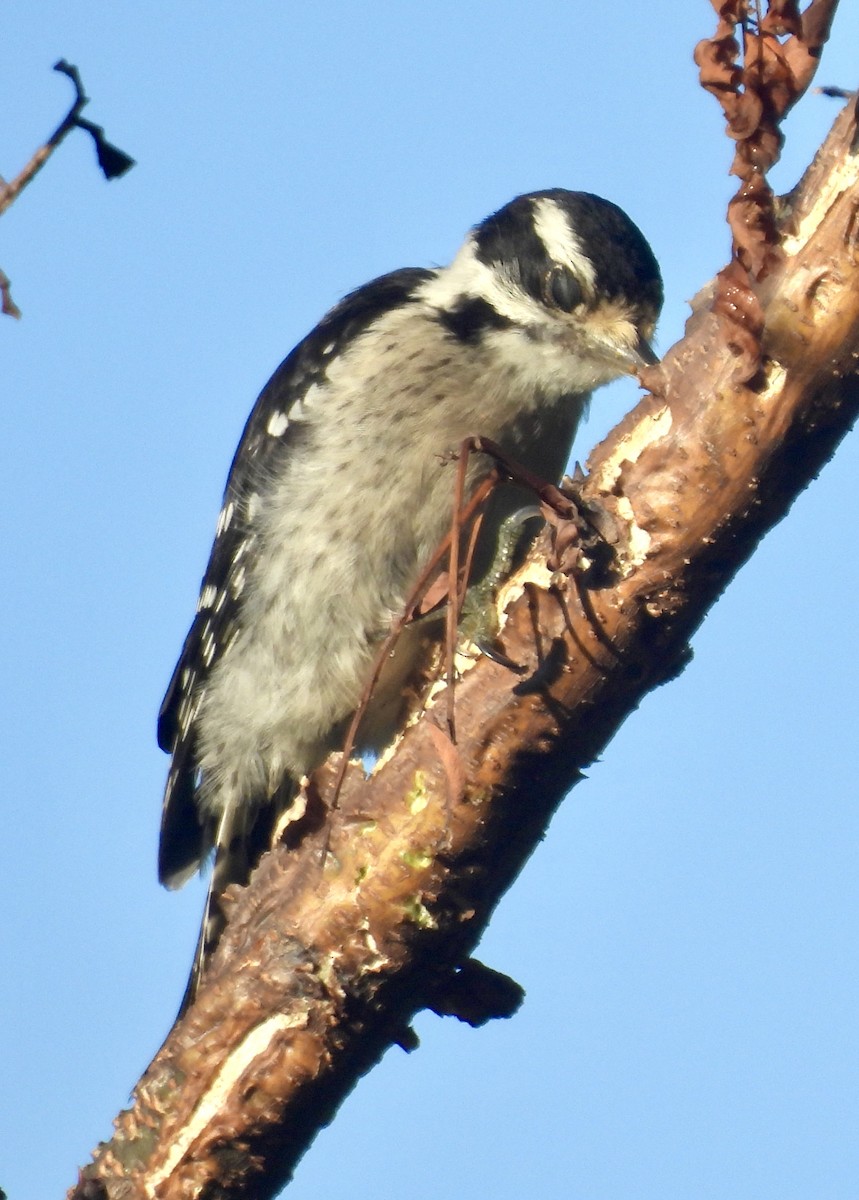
544,266 -> 583,312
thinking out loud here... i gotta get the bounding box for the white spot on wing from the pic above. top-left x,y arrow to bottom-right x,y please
266,410 -> 289,437
216,500 -> 235,536
200,622 -> 217,667
230,564 -> 246,596
178,692 -> 201,736
197,584 -> 218,612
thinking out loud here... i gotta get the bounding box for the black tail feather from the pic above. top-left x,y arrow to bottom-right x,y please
175,791 -> 284,1017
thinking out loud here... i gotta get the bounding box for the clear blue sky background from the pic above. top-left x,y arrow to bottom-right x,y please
2,5 -> 857,1198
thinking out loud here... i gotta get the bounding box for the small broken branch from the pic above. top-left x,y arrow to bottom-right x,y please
0,267 -> 22,319
0,60 -> 135,317
0,60 -> 134,219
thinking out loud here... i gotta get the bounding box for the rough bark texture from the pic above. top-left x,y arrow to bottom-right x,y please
70,92 -> 859,1200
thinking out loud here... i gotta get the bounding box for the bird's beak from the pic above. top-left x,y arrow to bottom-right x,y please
630,331 -> 659,368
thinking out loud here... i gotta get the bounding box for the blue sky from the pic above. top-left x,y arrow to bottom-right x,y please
2,5 -> 857,1198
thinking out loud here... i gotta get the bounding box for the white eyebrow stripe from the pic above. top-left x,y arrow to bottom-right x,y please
418,236 -> 540,326
532,197 -> 597,292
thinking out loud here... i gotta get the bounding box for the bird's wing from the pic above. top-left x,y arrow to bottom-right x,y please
157,267 -> 434,886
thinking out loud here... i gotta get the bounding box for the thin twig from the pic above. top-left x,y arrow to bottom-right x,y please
0,60 -> 134,220
326,471 -> 499,815
444,440 -> 473,741
0,268 -> 21,319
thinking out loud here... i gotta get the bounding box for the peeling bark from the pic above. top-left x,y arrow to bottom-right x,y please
70,94 -> 859,1200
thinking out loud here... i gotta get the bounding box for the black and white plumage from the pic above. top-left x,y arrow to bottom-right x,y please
157,189 -> 663,1006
